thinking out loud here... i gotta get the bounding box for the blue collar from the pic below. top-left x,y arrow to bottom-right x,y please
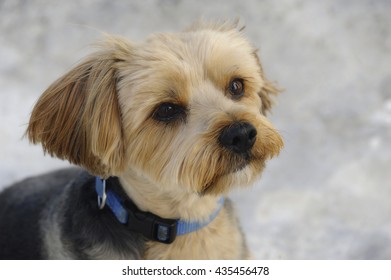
95,177 -> 224,244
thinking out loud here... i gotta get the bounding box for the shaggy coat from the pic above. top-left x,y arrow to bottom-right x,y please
0,21 -> 283,259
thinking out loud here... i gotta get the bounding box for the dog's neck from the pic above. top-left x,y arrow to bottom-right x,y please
118,169 -> 222,222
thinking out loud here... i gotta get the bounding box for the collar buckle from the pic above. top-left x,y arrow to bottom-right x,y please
154,219 -> 178,244
124,203 -> 178,244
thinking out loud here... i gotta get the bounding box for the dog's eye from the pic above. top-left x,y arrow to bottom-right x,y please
153,103 -> 185,122
228,78 -> 245,99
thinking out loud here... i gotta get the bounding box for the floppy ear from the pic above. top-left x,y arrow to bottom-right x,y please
253,51 -> 282,115
27,36 -> 132,178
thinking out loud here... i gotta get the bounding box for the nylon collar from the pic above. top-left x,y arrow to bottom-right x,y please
95,177 -> 224,244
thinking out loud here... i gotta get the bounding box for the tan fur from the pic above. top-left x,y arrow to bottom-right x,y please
26,21 -> 283,259
26,37 -> 133,178
143,200 -> 249,259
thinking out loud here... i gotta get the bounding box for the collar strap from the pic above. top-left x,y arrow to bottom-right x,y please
95,177 -> 224,244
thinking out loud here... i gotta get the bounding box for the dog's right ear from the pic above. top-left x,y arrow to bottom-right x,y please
253,51 -> 282,115
27,36 -> 133,178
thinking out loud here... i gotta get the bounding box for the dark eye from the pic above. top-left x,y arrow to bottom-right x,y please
153,103 -> 186,122
228,78 -> 244,99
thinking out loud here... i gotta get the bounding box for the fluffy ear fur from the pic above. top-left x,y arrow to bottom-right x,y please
27,36 -> 132,177
253,51 -> 282,115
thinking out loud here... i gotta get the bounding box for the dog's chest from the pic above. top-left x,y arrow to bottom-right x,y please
143,206 -> 249,259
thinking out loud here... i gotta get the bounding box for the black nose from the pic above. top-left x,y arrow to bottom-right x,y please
219,122 -> 257,154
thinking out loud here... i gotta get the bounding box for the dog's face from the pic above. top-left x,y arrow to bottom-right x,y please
27,22 -> 283,195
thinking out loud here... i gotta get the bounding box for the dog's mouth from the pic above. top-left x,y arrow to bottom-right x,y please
200,154 -> 262,195
227,151 -> 256,172
230,157 -> 250,173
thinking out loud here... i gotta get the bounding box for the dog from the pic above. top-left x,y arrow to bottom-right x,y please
0,21 -> 283,259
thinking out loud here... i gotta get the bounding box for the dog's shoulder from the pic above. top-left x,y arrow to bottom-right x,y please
58,169 -> 147,259
0,167 -> 83,259
0,167 -> 146,260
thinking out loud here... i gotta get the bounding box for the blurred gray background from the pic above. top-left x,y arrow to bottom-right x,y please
1,0 -> 390,259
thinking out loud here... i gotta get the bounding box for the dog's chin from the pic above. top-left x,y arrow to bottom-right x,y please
200,157 -> 265,196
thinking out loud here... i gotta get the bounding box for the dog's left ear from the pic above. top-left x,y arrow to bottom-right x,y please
27,36 -> 132,177
253,52 -> 281,115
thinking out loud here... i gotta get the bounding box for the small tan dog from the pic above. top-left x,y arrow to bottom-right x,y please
0,21 -> 283,259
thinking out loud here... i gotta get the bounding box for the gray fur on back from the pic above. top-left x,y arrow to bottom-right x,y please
0,168 -> 146,260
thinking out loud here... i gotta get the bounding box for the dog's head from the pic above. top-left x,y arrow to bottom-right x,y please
27,22 -> 283,195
